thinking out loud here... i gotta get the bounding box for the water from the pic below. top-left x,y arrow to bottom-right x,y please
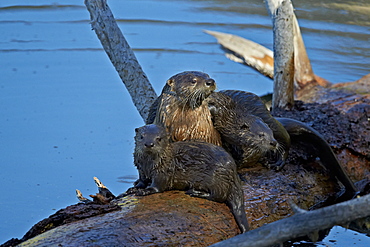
0,0 -> 369,244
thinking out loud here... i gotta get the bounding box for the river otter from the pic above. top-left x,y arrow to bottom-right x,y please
212,90 -> 357,198
126,124 -> 249,233
148,71 -> 222,146
207,92 -> 281,169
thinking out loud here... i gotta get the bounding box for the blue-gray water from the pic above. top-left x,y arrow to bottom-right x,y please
0,0 -> 369,244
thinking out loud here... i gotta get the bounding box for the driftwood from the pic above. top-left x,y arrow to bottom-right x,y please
205,29 -> 369,106
205,30 -> 332,89
203,30 -> 274,79
205,0 -> 332,90
3,0 -> 370,246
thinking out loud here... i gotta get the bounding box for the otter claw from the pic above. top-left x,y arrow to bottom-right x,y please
267,159 -> 285,171
125,187 -> 141,195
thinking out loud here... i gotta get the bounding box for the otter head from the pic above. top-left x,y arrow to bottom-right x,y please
134,124 -> 170,153
226,115 -> 277,149
222,115 -> 278,166
167,71 -> 216,109
236,116 -> 289,168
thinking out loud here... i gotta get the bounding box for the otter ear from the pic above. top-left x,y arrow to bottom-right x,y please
135,128 -> 139,133
208,104 -> 218,116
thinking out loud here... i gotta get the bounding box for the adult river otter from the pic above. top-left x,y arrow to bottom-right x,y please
147,71 -> 222,146
126,124 -> 249,233
211,90 -> 357,198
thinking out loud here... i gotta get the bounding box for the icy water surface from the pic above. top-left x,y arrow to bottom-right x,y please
0,0 -> 369,244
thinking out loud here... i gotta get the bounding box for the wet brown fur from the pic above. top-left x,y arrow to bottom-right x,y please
207,92 -> 281,169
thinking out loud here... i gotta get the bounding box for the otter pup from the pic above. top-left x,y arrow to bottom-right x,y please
207,92 -> 281,169
218,90 -> 291,169
126,124 -> 249,233
148,71 -> 222,146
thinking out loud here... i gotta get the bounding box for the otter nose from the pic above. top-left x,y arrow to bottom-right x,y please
205,79 -> 215,87
270,139 -> 278,148
145,142 -> 154,148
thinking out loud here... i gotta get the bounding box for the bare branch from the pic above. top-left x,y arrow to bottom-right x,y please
84,0 -> 157,121
271,0 -> 295,111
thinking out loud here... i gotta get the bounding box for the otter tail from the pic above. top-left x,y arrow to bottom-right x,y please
226,178 -> 249,233
276,117 -> 357,199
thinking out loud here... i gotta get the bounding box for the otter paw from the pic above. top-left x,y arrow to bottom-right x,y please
115,187 -> 142,198
267,159 -> 285,171
135,187 -> 159,196
124,187 -> 149,196
125,187 -> 141,195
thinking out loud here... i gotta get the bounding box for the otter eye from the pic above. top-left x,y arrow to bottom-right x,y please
191,78 -> 197,84
140,135 -> 144,139
157,137 -> 161,142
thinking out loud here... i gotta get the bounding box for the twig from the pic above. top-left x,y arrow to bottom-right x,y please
92,176 -> 116,202
76,189 -> 91,203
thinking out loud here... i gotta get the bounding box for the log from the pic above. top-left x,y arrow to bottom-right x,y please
85,0 -> 157,121
211,194 -> 370,247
